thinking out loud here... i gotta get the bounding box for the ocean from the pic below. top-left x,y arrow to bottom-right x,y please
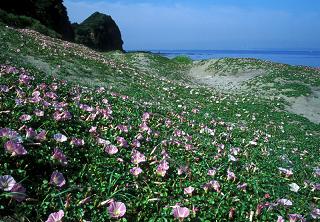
149,50 -> 320,68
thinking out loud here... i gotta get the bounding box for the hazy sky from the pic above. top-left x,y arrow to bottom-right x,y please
65,0 -> 320,50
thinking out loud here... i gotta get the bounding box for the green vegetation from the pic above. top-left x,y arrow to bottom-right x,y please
171,55 -> 193,65
0,9 -> 60,38
0,24 -> 319,221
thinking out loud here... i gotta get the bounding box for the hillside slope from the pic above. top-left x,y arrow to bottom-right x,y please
0,25 -> 319,221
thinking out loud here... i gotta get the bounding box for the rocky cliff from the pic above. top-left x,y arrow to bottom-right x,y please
73,12 -> 124,52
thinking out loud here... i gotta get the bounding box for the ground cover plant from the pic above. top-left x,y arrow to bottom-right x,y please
0,24 -> 320,221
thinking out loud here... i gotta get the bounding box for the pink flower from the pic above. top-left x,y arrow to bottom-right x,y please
184,186 -> 194,195
35,129 -> 47,141
177,166 -> 189,175
0,128 -> 19,139
4,140 -> 27,156
277,216 -> 285,222
45,92 -> 58,100
89,126 -> 97,133
25,127 -> 36,139
159,160 -> 169,170
227,169 -> 236,181
71,138 -> 85,146
53,110 -> 71,121
131,150 -> 146,164
208,168 -> 217,176
34,109 -> 44,116
311,208 -> 320,219
208,180 -> 221,192
19,74 -> 33,85
142,112 -> 150,121
116,125 -> 128,133
50,171 -> 66,187
53,133 -> 67,142
255,204 -> 264,216
237,183 -> 247,191
156,160 -> 169,177
278,167 -> 293,177
0,175 -> 16,191
173,206 -> 190,220
79,104 -> 94,112
46,210 -> 64,222
0,85 -> 9,92
139,122 -> 150,132
277,198 -> 293,206
116,137 -> 128,148
105,144 -> 118,155
131,139 -> 141,148
19,114 -> 31,122
108,201 -> 126,218
11,183 -> 26,202
130,167 -> 142,176
288,214 -> 304,222
52,148 -> 68,166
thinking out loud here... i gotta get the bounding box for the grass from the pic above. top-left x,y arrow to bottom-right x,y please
0,24 -> 319,221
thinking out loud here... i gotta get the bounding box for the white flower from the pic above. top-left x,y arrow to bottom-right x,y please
0,175 -> 16,191
289,183 -> 300,192
277,198 -> 293,206
53,133 -> 67,142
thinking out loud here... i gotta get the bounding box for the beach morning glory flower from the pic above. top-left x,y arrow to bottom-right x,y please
207,168 -> 217,176
53,110 -> 71,121
156,165 -> 167,177
210,180 -> 221,192
277,198 -> 293,207
116,125 -> 128,133
237,183 -> 247,191
116,137 -> 128,148
108,201 -> 126,218
71,138 -> 85,146
11,183 -> 27,202
50,171 -> 66,187
35,129 -> 47,141
34,109 -> 44,117
278,167 -> 293,177
4,140 -> 27,156
173,206 -> 190,220
277,216 -> 285,222
105,144 -> 118,155
311,208 -> 320,219
25,127 -> 36,139
289,183 -> 300,193
184,186 -> 194,195
142,112 -> 150,121
159,160 -> 169,170
227,169 -> 236,181
130,167 -> 142,176
45,210 -> 64,222
19,114 -> 32,122
0,175 -> 16,191
131,150 -> 146,164
53,133 -> 67,142
52,148 -> 68,166
288,214 -> 304,222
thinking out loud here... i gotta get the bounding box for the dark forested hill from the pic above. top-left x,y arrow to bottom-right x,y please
0,0 -> 74,41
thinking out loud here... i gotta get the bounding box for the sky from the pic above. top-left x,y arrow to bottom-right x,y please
65,0 -> 320,50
